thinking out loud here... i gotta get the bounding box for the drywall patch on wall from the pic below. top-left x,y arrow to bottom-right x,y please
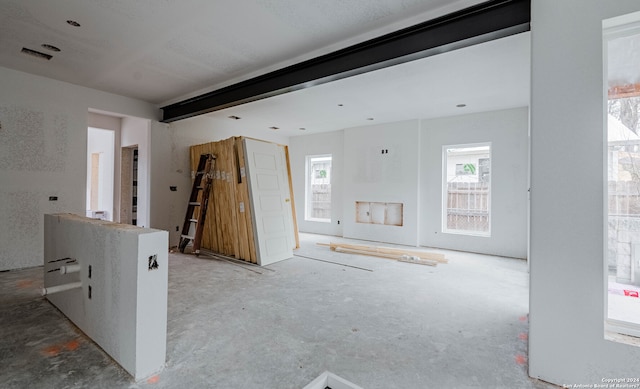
0,190 -> 69,270
0,191 -> 40,270
0,106 -> 68,171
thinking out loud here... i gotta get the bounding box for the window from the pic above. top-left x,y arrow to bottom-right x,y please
604,17 -> 640,336
305,155 -> 332,222
443,144 -> 491,236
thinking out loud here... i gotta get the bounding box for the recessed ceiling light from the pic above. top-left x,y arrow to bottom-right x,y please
299,127 -> 306,131
456,104 -> 467,108
269,126 -> 279,130
41,44 -> 61,52
66,20 -> 81,27
366,117 -> 374,121
228,115 -> 241,120
338,104 -> 344,107
21,47 -> 52,61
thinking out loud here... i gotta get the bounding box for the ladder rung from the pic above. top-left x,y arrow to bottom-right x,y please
196,186 -> 204,190
181,235 -> 194,240
189,202 -> 201,206
190,219 -> 198,223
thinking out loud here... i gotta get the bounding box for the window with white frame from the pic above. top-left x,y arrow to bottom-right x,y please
443,144 -> 491,236
604,16 -> 640,337
305,155 -> 332,222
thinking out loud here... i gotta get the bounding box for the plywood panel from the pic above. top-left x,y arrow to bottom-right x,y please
235,137 -> 257,263
283,145 -> 300,249
187,136 -> 296,265
233,138 -> 251,262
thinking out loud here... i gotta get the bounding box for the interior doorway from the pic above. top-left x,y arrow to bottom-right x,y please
86,127 -> 115,221
87,110 -> 151,227
120,146 -> 138,225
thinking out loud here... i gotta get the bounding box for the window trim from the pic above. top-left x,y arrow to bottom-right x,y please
603,16 -> 640,341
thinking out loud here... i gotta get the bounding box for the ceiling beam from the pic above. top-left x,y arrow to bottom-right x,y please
161,0 -> 531,123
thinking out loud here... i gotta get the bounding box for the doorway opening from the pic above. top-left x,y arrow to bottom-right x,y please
87,110 -> 151,227
120,146 -> 139,225
86,127 -> 115,221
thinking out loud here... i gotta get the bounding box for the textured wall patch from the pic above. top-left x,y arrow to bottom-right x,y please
0,191 -> 44,270
0,106 -> 68,172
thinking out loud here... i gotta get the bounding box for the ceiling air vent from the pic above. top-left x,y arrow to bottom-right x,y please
21,47 -> 52,61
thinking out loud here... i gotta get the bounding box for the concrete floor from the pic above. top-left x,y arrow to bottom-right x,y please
0,233 -> 556,388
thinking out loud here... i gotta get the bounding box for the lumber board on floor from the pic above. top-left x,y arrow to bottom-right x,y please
318,242 -> 447,263
333,246 -> 438,266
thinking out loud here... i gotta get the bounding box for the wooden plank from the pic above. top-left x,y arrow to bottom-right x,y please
372,246 -> 447,263
211,141 -> 223,254
333,246 -> 438,266
283,145 -> 300,249
206,142 -> 220,250
236,137 -> 257,263
219,140 -> 233,256
226,139 -> 238,257
318,242 -> 447,263
233,137 -> 251,262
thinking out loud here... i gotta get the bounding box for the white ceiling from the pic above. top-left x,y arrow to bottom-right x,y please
0,0 -> 530,137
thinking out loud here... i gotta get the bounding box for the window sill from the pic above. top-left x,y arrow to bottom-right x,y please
442,229 -> 491,237
605,319 -> 640,347
305,218 -> 331,223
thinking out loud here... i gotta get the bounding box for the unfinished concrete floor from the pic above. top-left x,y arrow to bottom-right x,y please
0,233 -> 556,388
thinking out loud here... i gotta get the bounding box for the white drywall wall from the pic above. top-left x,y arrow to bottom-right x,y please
86,128 -> 115,219
0,66 -> 159,271
289,130 -> 344,236
342,120 -> 421,246
121,116 -> 151,228
529,0 -> 640,385
44,214 -> 168,380
149,114 -> 289,247
88,112 -> 122,133
420,108 -> 529,259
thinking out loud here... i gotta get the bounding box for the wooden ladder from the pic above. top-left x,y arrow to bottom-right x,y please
179,153 -> 216,255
